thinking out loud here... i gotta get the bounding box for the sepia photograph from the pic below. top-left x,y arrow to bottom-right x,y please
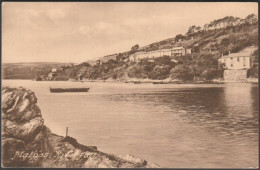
1,1 -> 259,168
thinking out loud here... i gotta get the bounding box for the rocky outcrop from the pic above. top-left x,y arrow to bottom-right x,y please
2,87 -> 160,168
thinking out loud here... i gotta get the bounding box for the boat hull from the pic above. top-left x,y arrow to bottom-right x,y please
50,88 -> 90,93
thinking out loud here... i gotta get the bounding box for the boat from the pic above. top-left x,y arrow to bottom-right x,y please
50,87 -> 90,93
153,82 -> 169,84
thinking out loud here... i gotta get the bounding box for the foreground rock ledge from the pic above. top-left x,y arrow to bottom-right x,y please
2,86 -> 160,168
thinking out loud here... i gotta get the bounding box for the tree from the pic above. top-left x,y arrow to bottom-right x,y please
175,34 -> 185,41
200,69 -> 217,81
170,65 -> 193,81
112,73 -> 117,79
154,56 -> 172,66
253,49 -> 258,64
131,44 -> 139,52
247,66 -> 258,78
150,65 -> 171,80
187,25 -> 201,35
188,64 -> 203,77
79,62 -> 91,67
220,38 -> 230,46
116,53 -> 123,61
147,44 -> 159,51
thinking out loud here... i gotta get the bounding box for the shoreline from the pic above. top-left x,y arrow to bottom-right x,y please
51,78 -> 260,84
3,78 -> 259,84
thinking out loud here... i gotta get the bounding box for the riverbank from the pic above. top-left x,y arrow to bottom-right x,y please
74,77 -> 258,84
1,86 -> 160,168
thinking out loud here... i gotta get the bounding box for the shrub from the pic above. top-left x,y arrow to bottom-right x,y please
149,65 -> 171,80
170,65 -> 193,81
200,69 -> 217,80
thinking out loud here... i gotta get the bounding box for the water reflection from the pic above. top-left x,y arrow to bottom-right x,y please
105,84 -> 258,138
101,84 -> 258,168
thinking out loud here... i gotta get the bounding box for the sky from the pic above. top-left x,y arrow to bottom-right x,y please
2,2 -> 258,63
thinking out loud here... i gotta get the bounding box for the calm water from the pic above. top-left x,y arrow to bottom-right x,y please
2,80 -> 259,168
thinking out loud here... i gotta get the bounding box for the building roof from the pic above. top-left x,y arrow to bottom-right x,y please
219,52 -> 251,59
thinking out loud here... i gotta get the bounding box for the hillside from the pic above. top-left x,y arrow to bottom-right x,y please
130,14 -> 258,56
50,14 -> 257,82
4,14 -> 258,81
2,62 -> 73,79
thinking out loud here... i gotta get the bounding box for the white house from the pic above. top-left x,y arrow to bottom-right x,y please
218,52 -> 253,81
218,52 -> 252,70
186,48 -> 192,54
170,47 -> 186,57
129,47 -> 189,62
51,68 -> 57,72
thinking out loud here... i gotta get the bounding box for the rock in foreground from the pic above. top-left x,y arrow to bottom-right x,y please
2,86 -> 160,168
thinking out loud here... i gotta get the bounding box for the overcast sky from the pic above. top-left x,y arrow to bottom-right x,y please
2,2 -> 258,63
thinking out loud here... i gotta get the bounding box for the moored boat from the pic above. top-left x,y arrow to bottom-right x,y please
50,87 -> 90,93
153,82 -> 169,84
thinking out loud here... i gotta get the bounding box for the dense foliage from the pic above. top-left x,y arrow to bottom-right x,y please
58,53 -> 225,81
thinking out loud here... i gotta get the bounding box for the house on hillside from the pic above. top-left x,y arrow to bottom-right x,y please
47,72 -> 56,80
102,54 -> 118,62
218,52 -> 252,70
123,58 -> 129,62
171,47 -> 186,57
96,53 -> 118,65
52,68 -> 57,72
129,47 -> 190,62
218,52 -> 252,81
186,48 -> 192,54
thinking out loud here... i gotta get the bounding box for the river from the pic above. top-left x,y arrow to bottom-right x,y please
2,80 -> 259,168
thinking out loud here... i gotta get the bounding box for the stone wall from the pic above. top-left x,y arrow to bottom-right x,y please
224,69 -> 248,81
